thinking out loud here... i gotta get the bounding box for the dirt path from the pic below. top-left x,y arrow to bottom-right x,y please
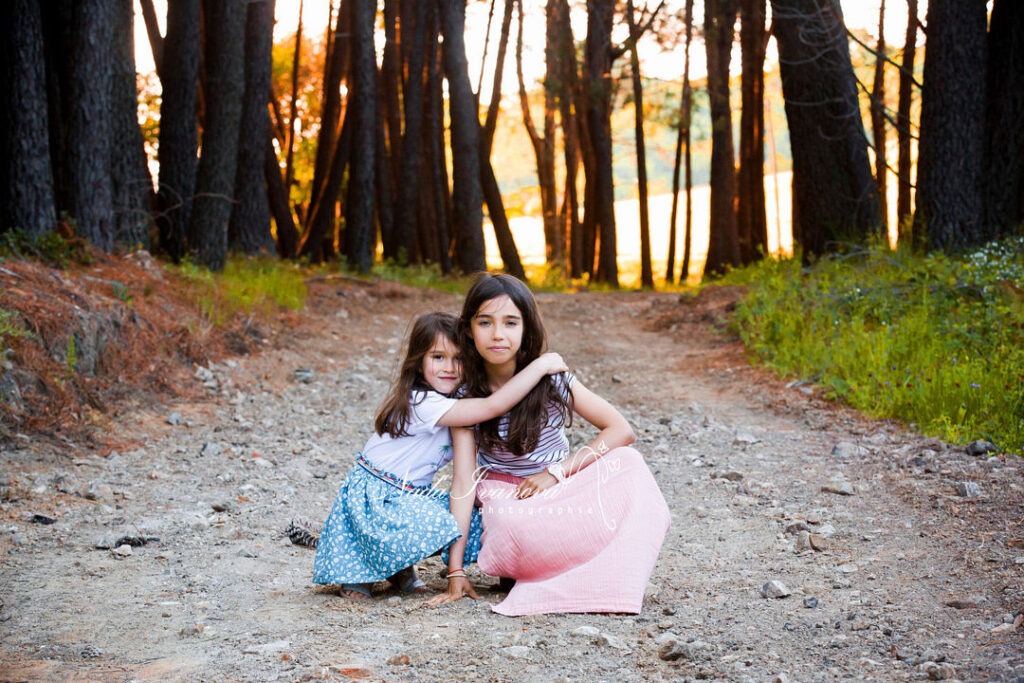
1,280 -> 1021,682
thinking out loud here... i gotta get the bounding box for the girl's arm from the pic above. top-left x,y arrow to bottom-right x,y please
514,379 -> 636,499
426,427 -> 479,605
436,352 -> 567,427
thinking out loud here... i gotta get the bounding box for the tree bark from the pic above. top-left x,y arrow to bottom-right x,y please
585,0 -> 618,287
626,0 -> 653,288
344,0 -> 377,273
440,0 -> 486,274
67,0 -> 115,251
738,0 -> 768,264
983,0 -> 1024,238
229,0 -> 276,255
770,0 -> 881,260
870,0 -> 888,235
111,0 -> 154,249
284,0 -> 304,204
704,0 -> 741,276
191,0 -> 247,271
1,0 -> 57,237
668,0 -> 695,284
548,0 -> 582,277
425,5 -> 452,274
913,0 -> 988,251
156,0 -> 200,261
266,136 -> 299,257
895,0 -> 918,237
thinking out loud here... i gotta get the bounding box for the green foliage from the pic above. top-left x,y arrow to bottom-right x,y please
728,238 -> 1024,455
0,307 -> 30,364
0,227 -> 91,268
174,255 -> 308,326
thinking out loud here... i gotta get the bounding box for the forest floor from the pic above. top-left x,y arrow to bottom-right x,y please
0,254 -> 1022,683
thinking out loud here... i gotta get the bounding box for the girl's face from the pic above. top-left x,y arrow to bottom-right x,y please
470,295 -> 524,369
421,334 -> 461,394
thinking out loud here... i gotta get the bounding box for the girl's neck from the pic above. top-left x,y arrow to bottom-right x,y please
484,360 -> 517,391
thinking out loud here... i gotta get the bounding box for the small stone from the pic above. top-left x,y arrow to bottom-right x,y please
386,596 -> 402,606
821,482 -> 856,496
944,596 -> 984,609
803,596 -> 819,608
166,412 -> 183,426
785,522 -> 810,535
662,606 -> 677,616
954,481 -> 981,498
990,622 -> 1015,635
572,626 -> 601,638
919,661 -> 956,680
200,442 -> 221,457
111,544 -> 133,557
387,654 -> 410,666
503,645 -> 531,659
965,440 -> 998,457
809,533 -> 829,551
611,374 -> 622,383
795,531 -> 811,551
772,675 -> 792,683
832,442 -> 868,459
761,580 -> 791,598
598,633 -> 630,650
293,368 -> 314,384
211,502 -> 234,513
657,620 -> 674,630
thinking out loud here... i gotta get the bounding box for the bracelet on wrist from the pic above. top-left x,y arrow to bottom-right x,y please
446,569 -> 467,579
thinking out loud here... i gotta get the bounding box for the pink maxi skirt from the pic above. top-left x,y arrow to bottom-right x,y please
475,447 -> 671,616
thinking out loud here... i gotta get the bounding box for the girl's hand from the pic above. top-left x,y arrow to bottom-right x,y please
515,471 -> 558,499
425,577 -> 479,606
537,352 -> 568,375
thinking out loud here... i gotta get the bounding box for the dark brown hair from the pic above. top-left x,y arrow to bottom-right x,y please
374,311 -> 459,438
457,273 -> 571,455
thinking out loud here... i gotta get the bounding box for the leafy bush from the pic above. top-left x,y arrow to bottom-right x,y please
0,227 -> 91,268
727,237 -> 1024,455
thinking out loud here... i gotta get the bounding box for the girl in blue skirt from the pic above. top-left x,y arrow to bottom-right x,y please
312,311 -> 565,599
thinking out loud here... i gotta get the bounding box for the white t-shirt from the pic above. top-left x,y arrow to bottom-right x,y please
360,389 -> 458,487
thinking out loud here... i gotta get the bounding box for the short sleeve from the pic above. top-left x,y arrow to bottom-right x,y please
556,371 -> 575,400
410,390 -> 458,429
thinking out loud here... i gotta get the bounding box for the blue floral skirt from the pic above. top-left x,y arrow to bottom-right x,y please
312,460 -> 482,585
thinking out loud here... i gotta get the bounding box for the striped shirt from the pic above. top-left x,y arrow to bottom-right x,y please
476,372 -> 575,477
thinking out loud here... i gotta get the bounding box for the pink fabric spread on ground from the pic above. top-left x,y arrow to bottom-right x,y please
475,447 -> 671,616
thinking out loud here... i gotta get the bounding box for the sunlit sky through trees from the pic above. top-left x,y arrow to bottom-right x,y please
134,0 -> 923,94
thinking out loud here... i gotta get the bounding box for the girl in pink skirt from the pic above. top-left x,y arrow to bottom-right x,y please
428,274 -> 671,616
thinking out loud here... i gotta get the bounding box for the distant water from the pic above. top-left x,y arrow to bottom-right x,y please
485,171 -> 795,287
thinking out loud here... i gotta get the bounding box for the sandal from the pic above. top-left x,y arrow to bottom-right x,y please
387,566 -> 427,594
340,583 -> 372,600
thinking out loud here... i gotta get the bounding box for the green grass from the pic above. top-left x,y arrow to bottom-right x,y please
174,255 -> 308,325
723,237 -> 1024,455
0,307 -> 31,366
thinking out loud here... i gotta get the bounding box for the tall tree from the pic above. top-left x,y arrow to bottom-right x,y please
770,0 -> 881,259
425,3 -> 453,273
870,0 -> 888,235
1,0 -> 57,237
156,0 -> 200,261
111,0 -> 153,249
284,0 -> 304,199
667,0 -> 695,284
585,0 -> 619,286
517,0 -> 561,269
983,0 -> 1024,238
913,0 -> 988,251
737,0 -> 768,264
627,0 -> 654,288
229,0 -> 276,255
481,0 -> 524,279
191,0 -> 247,271
703,0 -> 741,276
344,0 -> 377,272
67,1 -> 115,250
440,0 -> 486,273
895,0 -> 918,236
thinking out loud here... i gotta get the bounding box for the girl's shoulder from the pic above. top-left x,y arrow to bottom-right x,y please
553,370 -> 576,397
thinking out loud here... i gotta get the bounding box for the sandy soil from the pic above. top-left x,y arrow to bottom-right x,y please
1,276 -> 1022,682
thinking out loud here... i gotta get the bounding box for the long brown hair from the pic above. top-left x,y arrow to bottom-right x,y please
374,311 -> 459,438
457,273 -> 571,454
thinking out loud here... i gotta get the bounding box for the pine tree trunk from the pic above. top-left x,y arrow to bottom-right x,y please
111,0 -> 153,250
626,0 -> 653,288
1,0 -> 57,237
67,0 -> 116,251
229,0 -> 276,255
895,0 -> 918,236
426,9 -> 452,274
770,0 -> 881,259
549,0 -> 581,277
870,0 -> 888,235
704,0 -> 741,276
440,0 -> 485,274
983,0 -> 1024,238
192,0 -> 246,271
265,136 -> 299,257
914,0 -> 988,251
156,0 -> 200,261
344,0 -> 377,272
738,0 -> 767,264
585,0 -> 618,287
